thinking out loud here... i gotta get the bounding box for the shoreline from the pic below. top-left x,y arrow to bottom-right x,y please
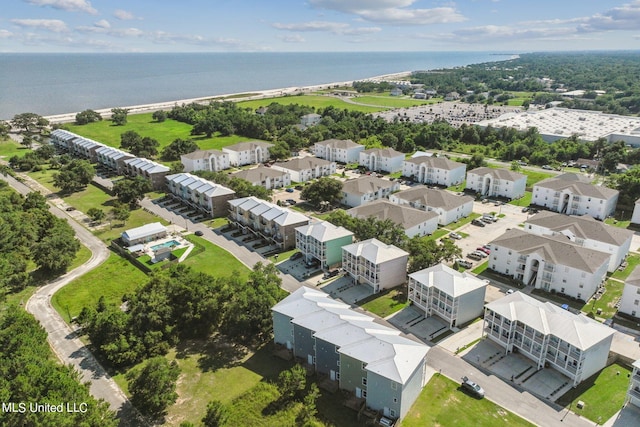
44,70 -> 412,124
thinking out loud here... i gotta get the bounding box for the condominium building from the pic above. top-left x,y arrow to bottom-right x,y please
628,359 -> 640,408
165,173 -> 236,218
295,220 -> 354,269
231,166 -> 291,189
465,167 -> 526,200
222,141 -> 273,166
271,157 -> 336,182
408,264 -> 488,329
122,157 -> 171,190
341,176 -> 400,208
347,200 -> 439,238
389,186 -> 474,226
180,149 -> 230,173
50,130 -> 104,162
524,211 -> 633,272
314,139 -> 364,164
359,148 -> 405,173
402,156 -> 466,187
531,173 -> 619,220
488,229 -> 610,301
631,198 -> 640,225
484,292 -> 615,386
95,146 -> 135,174
619,267 -> 640,319
342,238 -> 409,293
272,287 -> 430,420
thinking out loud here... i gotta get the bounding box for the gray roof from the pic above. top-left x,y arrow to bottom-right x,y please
409,264 -> 488,298
485,292 -> 614,350
223,140 -> 273,152
122,222 -> 166,242
272,287 -> 429,384
273,157 -> 333,172
525,211 -> 633,246
181,149 -> 226,160
342,176 -> 396,196
315,139 -> 363,150
625,265 -> 640,287
362,147 -> 404,158
165,173 -> 235,197
232,166 -> 288,182
403,155 -> 466,171
489,228 -> 611,273
347,200 -> 438,230
534,173 -> 619,199
468,167 -> 526,182
392,186 -> 473,211
295,220 -> 353,242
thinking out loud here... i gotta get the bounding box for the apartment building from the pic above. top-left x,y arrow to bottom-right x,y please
271,157 -> 336,182
619,267 -> 640,320
272,287 -> 430,420
314,139 -> 364,164
524,211 -> 633,272
95,146 -> 135,174
531,173 -> 619,220
295,220 -> 354,269
222,141 -> 273,166
122,157 -> 170,190
628,359 -> 640,408
408,264 -> 488,329
402,156 -> 466,187
180,149 -> 230,173
341,176 -> 400,208
484,291 -> 615,386
227,196 -> 309,250
359,148 -> 405,173
165,173 -> 236,218
346,200 -> 439,238
342,238 -> 409,293
389,186 -> 474,226
466,167 -> 526,200
231,166 -> 291,189
487,229 -> 610,301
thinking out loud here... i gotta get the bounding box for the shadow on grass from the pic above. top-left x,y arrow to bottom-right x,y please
174,336 -> 249,372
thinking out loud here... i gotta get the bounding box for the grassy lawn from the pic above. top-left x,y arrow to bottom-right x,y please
51,252 -> 148,323
471,261 -> 488,275
581,279 -> 625,319
353,95 -> 436,108
522,170 -> 554,189
358,287 -> 408,318
94,207 -> 169,243
26,167 -> 59,193
605,218 -> 631,229
509,191 -> 532,207
237,95 -> 385,113
0,138 -> 30,159
557,363 -> 631,424
426,228 -> 449,241
447,213 -> 481,230
402,373 -> 535,427
205,217 -> 229,229
182,234 -> 250,278
611,255 -> 640,280
64,183 -> 112,213
268,248 -> 299,263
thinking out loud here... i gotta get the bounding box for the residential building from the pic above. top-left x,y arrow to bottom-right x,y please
272,287 -> 430,420
628,359 -> 640,408
295,220 -> 354,269
342,238 -> 409,293
121,222 -> 167,246
165,173 -> 235,218
222,141 -> 273,166
314,139 -> 364,164
524,211 -> 633,272
271,157 -> 336,183
408,264 -> 488,329
231,166 -> 291,189
402,156 -> 466,187
347,200 -> 439,238
359,148 -> 405,173
54,132 -> 104,162
487,229 -> 610,301
341,176 -> 400,208
95,146 -> 135,174
531,173 -> 619,220
631,198 -> 640,225
619,267 -> 640,319
122,157 -> 170,190
180,149 -> 230,173
389,186 -> 474,226
50,129 -> 81,152
227,196 -> 309,250
300,113 -> 322,128
483,291 -> 615,386
466,167 -> 526,200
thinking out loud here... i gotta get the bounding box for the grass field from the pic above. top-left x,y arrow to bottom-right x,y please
611,255 -> 640,281
557,363 -> 631,423
402,373 -> 535,427
358,287 -> 408,318
51,252 -> 148,323
182,234 -> 250,278
352,95 -> 439,108
509,192 -> 532,207
447,213 -> 482,230
0,138 -> 30,159
581,279 -> 625,319
237,95 -> 385,113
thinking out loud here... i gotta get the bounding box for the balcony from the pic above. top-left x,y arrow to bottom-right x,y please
543,265 -> 555,273
517,255 -> 527,263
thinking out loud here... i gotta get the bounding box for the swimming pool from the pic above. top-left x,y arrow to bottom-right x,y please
150,240 -> 180,251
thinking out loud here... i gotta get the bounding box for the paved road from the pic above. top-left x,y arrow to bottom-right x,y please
427,346 -> 593,427
1,174 -> 136,426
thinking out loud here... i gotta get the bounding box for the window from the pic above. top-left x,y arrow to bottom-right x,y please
391,382 -> 397,390
362,378 -> 367,386
390,409 -> 396,418
393,398 -> 398,403
362,362 -> 367,370
362,390 -> 367,398
561,287 -> 565,293
634,300 -> 639,306
335,346 -> 340,353
337,360 -> 340,367
336,372 -> 340,380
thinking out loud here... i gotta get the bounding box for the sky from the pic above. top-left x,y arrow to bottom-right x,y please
1,0 -> 640,53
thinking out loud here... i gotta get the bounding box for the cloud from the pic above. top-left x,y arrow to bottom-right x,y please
278,34 -> 306,43
114,9 -> 137,21
94,19 -> 110,29
0,29 -> 13,38
76,24 -> 143,37
272,21 -> 381,35
25,0 -> 97,15
11,19 -> 69,33
309,0 -> 466,25
577,0 -> 640,32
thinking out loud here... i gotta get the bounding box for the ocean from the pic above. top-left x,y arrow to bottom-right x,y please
0,51 -> 507,120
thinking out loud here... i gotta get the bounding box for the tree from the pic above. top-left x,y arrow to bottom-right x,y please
20,135 -> 34,149
31,219 -> 80,272
52,159 -> 95,193
75,109 -> 102,125
111,108 -> 129,126
120,131 -> 159,158
277,364 -> 306,402
126,357 -> 180,419
152,110 -> 167,122
0,120 -> 10,138
405,236 -> 462,273
202,400 -> 229,427
111,203 -> 131,225
11,112 -> 48,134
510,160 -> 522,172
300,177 -> 343,208
112,176 -> 152,207
161,138 -> 199,161
268,140 -> 291,161
465,153 -> 487,170
298,383 -> 320,424
87,207 -> 106,223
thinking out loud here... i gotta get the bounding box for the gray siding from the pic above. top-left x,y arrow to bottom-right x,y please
399,359 -> 427,418
339,354 -> 367,394
366,373 -> 402,418
293,324 -> 316,364
315,338 -> 339,376
455,287 -> 486,326
272,312 -> 293,348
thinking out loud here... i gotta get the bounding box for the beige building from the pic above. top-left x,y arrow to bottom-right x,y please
231,166 -> 291,189
347,200 -> 439,238
342,238 -> 409,293
341,176 -> 400,208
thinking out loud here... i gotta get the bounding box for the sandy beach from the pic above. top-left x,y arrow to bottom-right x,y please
44,71 -> 412,124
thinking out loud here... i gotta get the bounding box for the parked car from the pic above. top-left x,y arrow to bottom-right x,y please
467,252 -> 483,261
449,232 -> 462,240
482,214 -> 497,222
541,164 -> 553,170
290,252 -> 303,261
521,207 -> 530,213
480,217 -> 493,224
481,198 -> 489,204
65,206 -> 75,211
477,247 -> 491,255
506,289 -> 515,295
471,250 -> 488,258
194,230 -> 204,236
306,259 -> 320,268
286,199 -> 297,205
471,219 -> 486,227
461,376 -> 485,398
456,259 -> 473,269
323,269 -> 340,279
285,188 -> 294,193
